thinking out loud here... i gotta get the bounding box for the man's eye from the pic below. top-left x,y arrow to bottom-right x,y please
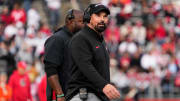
104,15 -> 108,17
96,14 -> 100,17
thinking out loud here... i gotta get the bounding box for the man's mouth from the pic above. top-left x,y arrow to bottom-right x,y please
98,24 -> 105,27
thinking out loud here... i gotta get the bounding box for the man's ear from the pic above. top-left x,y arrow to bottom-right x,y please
69,19 -> 74,24
66,20 -> 71,25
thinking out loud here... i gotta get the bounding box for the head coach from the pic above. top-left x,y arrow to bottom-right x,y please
66,3 -> 120,101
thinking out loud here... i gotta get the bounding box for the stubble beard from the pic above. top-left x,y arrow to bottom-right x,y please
94,22 -> 107,33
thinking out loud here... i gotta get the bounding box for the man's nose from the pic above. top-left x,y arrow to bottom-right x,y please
100,16 -> 105,20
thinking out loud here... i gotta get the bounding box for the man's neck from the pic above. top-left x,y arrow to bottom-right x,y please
66,25 -> 73,33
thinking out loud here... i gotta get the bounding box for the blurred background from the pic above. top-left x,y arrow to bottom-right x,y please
0,0 -> 180,101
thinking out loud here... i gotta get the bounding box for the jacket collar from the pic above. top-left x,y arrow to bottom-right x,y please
63,26 -> 73,37
54,26 -> 73,37
84,25 -> 104,42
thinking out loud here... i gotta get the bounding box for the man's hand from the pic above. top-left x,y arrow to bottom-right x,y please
57,97 -> 65,101
103,84 -> 120,100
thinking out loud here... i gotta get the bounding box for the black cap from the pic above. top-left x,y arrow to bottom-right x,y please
89,4 -> 110,15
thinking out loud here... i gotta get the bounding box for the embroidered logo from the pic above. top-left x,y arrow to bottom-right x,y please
20,78 -> 26,87
96,46 -> 99,49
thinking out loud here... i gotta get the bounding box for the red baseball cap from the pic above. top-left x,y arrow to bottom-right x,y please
17,61 -> 27,69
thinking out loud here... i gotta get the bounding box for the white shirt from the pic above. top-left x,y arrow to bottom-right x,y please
132,26 -> 146,45
119,41 -> 137,54
46,0 -> 61,9
4,24 -> 18,38
141,53 -> 157,70
27,8 -> 40,29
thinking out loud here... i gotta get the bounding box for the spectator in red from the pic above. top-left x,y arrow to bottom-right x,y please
146,24 -> 155,42
8,61 -> 32,101
39,23 -> 52,37
0,73 -> 12,101
162,39 -> 175,54
154,19 -> 166,45
10,3 -> 26,26
0,6 -> 12,26
120,52 -> 131,71
105,20 -> 120,42
38,75 -> 47,101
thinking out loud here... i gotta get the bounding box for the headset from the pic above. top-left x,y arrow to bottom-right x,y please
83,4 -> 93,23
67,9 -> 74,20
83,4 -> 110,23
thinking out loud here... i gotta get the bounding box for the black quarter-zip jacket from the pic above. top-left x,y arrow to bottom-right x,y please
66,25 -> 110,101
44,26 -> 73,95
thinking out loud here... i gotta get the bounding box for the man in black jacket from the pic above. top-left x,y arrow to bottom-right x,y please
66,4 -> 120,101
44,9 -> 84,101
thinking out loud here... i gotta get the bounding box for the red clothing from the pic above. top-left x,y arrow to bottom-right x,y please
0,85 -> 12,101
120,0 -> 131,5
162,41 -> 175,53
39,27 -> 52,36
155,25 -> 166,39
38,75 -> 47,101
0,14 -> 12,25
146,28 -> 155,41
105,26 -> 120,42
10,9 -> 26,24
8,71 -> 31,101
120,56 -> 130,69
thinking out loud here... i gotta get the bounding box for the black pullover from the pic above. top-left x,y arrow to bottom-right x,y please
66,25 -> 110,101
44,26 -> 73,96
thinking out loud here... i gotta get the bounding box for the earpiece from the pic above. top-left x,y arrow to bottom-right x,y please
83,5 -> 92,23
67,9 -> 74,20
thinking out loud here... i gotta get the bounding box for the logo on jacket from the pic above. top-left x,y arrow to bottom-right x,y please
20,78 -> 26,87
96,46 -> 99,49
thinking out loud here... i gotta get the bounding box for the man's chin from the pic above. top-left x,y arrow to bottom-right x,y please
96,28 -> 106,33
74,29 -> 81,33
95,25 -> 107,33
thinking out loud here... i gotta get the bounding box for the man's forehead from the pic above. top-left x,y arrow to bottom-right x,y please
74,13 -> 83,19
74,10 -> 83,15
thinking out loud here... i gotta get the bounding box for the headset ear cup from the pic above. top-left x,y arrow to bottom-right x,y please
67,9 -> 74,20
83,13 -> 90,23
83,6 -> 91,23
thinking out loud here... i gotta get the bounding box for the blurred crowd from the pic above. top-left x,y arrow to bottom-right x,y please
101,0 -> 180,100
0,0 -> 54,100
0,0 -> 179,101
